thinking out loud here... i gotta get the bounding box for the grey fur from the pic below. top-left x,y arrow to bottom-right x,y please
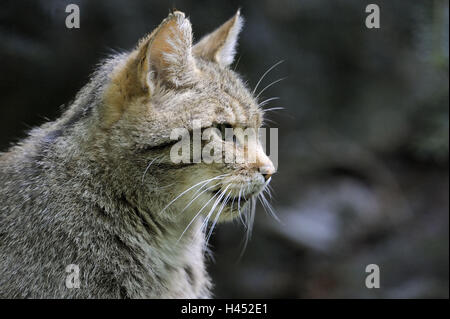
0,11 -> 275,298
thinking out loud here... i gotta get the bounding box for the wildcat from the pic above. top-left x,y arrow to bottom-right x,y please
0,10 -> 275,298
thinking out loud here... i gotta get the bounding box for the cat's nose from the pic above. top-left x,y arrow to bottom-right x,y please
259,166 -> 275,181
252,142 -> 275,181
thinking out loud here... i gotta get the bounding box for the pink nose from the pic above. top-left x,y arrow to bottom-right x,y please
258,166 -> 275,181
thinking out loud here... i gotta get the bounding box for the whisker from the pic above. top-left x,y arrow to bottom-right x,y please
256,77 -> 286,99
233,54 -> 242,71
239,197 -> 256,260
242,184 -> 251,227
263,107 -> 285,113
201,185 -> 231,234
259,97 -> 280,108
237,188 -> 246,227
159,174 -> 229,215
141,155 -> 164,184
177,189 -> 222,242
248,197 -> 256,238
180,182 -> 222,214
230,195 -> 237,218
266,184 -> 275,200
252,60 -> 284,95
262,118 -> 278,125
265,185 -> 274,199
159,182 -> 176,190
205,190 -> 232,246
179,175 -> 241,243
259,190 -> 281,223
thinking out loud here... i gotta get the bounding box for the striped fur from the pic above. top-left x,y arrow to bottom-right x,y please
0,10 -> 275,298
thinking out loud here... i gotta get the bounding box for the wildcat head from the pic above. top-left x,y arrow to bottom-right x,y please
92,10 -> 276,225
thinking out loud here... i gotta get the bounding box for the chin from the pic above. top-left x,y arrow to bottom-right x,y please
210,190 -> 256,223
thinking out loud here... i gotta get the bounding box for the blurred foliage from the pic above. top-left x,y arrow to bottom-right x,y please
0,0 -> 448,298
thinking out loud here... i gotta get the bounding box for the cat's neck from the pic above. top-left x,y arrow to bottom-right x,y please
105,195 -> 211,298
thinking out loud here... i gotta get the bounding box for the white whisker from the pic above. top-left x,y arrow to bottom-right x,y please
233,54 -> 242,71
201,185 -> 231,235
177,189 -> 222,243
230,195 -> 237,218
252,60 -> 284,95
259,97 -> 280,107
159,174 -> 229,215
256,77 -> 286,99
206,190 -> 232,246
239,197 -> 256,260
180,182 -> 222,214
263,107 -> 285,113
141,155 -> 163,184
259,190 -> 281,223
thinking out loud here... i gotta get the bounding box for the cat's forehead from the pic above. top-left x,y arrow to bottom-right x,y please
192,59 -> 262,127
195,59 -> 242,87
194,60 -> 258,106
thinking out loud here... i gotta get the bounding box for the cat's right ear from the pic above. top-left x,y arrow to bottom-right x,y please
193,10 -> 243,67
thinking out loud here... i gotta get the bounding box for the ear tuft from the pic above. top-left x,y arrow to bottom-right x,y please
193,10 -> 244,67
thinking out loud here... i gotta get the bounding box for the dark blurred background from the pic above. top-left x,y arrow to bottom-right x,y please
1,0 -> 448,298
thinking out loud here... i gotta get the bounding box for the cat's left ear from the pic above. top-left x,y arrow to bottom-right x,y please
101,11 -> 195,127
134,11 -> 196,89
193,10 -> 243,67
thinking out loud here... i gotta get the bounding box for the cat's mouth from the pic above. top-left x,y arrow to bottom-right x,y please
209,188 -> 258,207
